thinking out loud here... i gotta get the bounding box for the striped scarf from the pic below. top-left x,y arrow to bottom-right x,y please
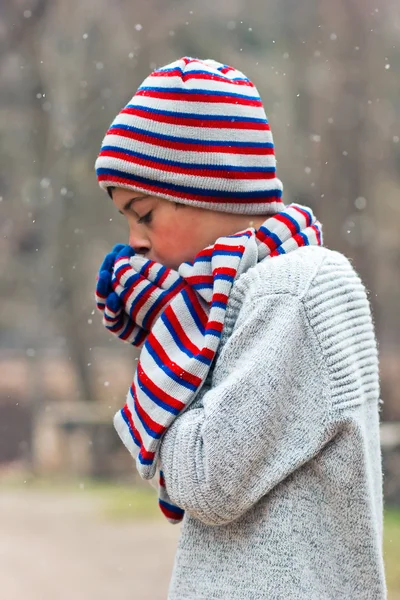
113,204 -> 322,523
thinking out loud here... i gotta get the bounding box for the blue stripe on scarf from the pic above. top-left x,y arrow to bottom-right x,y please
137,451 -> 154,466
214,273 -> 235,283
191,282 -> 214,290
136,369 -> 181,416
181,288 -> 206,335
298,231 -> 309,245
205,328 -> 224,338
161,312 -> 212,365
120,407 -> 142,450
257,226 -> 282,248
145,338 -> 199,392
283,212 -> 301,233
211,301 -> 228,310
158,498 -> 185,516
212,250 -> 244,257
141,277 -> 183,331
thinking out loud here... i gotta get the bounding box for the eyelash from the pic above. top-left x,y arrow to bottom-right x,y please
137,211 -> 153,225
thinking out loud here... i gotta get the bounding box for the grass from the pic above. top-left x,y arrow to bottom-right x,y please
384,509 -> 400,600
0,473 -> 161,520
1,475 -> 399,596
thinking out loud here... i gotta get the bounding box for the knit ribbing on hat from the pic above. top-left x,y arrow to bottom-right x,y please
95,57 -> 284,215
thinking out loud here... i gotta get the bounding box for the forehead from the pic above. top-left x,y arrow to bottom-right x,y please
112,188 -> 146,203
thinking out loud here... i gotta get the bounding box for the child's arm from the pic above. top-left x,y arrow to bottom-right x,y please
159,292 -> 335,526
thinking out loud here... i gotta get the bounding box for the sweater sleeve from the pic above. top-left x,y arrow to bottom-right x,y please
159,292 -> 335,526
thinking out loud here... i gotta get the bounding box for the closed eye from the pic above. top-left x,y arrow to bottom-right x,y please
137,211 -> 153,225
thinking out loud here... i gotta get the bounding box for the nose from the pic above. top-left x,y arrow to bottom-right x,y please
128,224 -> 151,256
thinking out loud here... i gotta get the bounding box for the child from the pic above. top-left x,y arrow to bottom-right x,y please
94,57 -> 386,599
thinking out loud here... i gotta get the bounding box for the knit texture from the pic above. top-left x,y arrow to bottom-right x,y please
110,205 -> 322,523
159,245 -> 386,600
95,57 -> 283,214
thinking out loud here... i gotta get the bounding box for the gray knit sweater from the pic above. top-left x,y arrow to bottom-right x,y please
159,245 -> 386,600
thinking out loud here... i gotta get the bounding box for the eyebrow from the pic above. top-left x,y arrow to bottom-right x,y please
119,194 -> 150,215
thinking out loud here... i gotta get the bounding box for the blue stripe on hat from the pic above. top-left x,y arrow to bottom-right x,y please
155,66 -> 251,83
125,104 -> 268,124
101,146 -> 275,173
96,168 -> 283,200
138,86 -> 261,102
108,124 -> 274,149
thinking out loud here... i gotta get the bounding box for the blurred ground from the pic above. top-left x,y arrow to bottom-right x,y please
0,484 -> 180,600
0,479 -> 399,600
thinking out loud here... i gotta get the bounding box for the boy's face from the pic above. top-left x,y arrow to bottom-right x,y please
111,188 -> 265,269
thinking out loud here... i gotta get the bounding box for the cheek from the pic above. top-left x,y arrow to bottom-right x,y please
151,221 -> 200,267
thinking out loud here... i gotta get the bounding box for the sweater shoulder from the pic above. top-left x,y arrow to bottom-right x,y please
230,245 -> 352,304
227,246 -> 379,409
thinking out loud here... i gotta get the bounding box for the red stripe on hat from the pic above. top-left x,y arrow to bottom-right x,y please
151,69 -> 255,88
98,173 -> 282,207
99,149 -> 276,180
220,66 -> 236,74
120,106 -> 268,130
136,88 -> 263,107
106,127 -> 275,156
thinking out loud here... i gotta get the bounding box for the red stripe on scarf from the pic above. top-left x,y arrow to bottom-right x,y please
148,332 -> 203,388
122,402 -> 155,462
132,380 -> 166,437
137,362 -> 185,412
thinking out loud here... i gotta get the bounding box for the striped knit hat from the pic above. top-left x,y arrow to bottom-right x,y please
95,57 -> 283,214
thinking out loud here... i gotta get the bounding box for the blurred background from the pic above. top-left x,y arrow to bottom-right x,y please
0,0 -> 399,598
